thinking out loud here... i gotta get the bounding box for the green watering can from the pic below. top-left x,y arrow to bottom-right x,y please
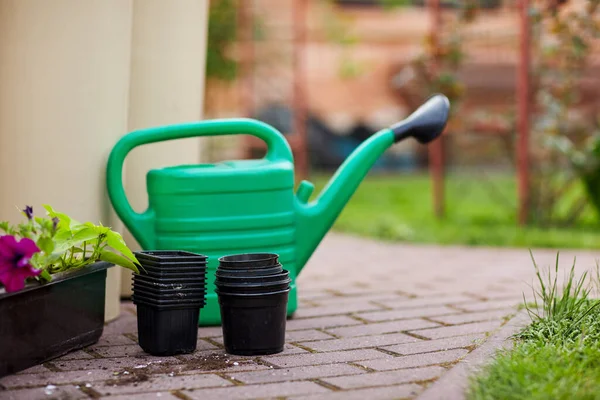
106,94 -> 450,326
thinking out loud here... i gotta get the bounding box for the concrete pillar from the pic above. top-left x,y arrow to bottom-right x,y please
120,0 -> 209,296
0,0 -> 133,321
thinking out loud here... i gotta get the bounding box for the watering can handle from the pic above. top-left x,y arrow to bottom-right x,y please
106,118 -> 293,249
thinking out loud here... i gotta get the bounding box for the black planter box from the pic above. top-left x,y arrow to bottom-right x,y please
0,262 -> 111,377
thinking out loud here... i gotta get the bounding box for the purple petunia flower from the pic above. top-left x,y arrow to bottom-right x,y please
23,206 -> 33,221
0,235 -> 41,292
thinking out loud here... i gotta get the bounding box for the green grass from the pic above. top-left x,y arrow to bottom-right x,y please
467,254 -> 600,400
311,171 -> 600,248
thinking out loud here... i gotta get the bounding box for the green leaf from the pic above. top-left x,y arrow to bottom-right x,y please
37,236 -> 55,255
53,229 -> 72,243
39,269 -> 52,282
17,223 -> 34,239
43,253 -> 63,266
42,204 -> 81,229
0,221 -> 12,234
105,231 -> 138,263
72,227 -> 100,243
52,239 -> 81,255
98,251 -> 139,274
34,217 -> 47,226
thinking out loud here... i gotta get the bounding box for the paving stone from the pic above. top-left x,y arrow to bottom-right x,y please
298,289 -> 337,301
52,350 -> 95,361
14,365 -> 51,375
207,338 -> 308,355
356,306 -> 459,322
326,318 -> 439,338
173,350 -> 269,374
381,334 -> 485,356
0,385 -> 87,400
0,369 -> 115,388
430,309 -> 516,325
299,301 -> 319,309
90,344 -> 146,358
290,383 -> 423,400
196,338 -> 221,351
322,365 -> 445,389
90,340 -> 215,358
452,299 -> 520,312
292,302 -> 386,318
376,295 -> 479,310
300,332 -> 419,352
94,373 -> 231,395
465,292 -> 521,301
53,356 -> 180,371
178,363 -> 271,375
102,315 -> 138,335
410,320 -> 503,340
176,349 -> 247,362
284,344 -> 312,354
330,287 -> 388,296
101,392 -> 180,400
93,334 -> 137,347
357,349 -> 470,371
2,234 -> 593,399
197,326 -> 226,338
287,329 -> 335,342
262,349 -> 392,368
181,381 -> 330,400
122,302 -> 137,315
309,293 -> 406,306
228,363 -> 364,384
286,315 -> 362,331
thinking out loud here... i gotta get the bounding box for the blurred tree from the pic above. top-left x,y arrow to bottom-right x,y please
206,0 -> 239,81
529,0 -> 600,225
391,0 -> 478,122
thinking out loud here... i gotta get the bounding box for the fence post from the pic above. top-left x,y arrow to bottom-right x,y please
517,0 -> 531,225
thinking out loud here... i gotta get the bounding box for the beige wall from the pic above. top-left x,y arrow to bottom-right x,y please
121,0 -> 209,297
0,0 -> 133,223
0,0 -> 209,319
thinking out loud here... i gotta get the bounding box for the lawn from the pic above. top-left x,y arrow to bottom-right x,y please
311,171 -> 600,249
467,256 -> 600,399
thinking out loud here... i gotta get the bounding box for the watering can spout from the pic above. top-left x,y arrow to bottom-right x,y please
294,94 -> 450,270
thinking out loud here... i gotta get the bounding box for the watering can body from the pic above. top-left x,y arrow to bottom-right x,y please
146,158 -> 299,325
106,94 -> 450,326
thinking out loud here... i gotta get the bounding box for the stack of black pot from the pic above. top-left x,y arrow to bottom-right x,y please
132,251 -> 207,356
215,253 -> 291,356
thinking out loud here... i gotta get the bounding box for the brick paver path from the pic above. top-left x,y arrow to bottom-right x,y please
1,233 -> 598,399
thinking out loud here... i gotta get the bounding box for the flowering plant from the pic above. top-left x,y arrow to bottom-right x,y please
0,205 -> 139,293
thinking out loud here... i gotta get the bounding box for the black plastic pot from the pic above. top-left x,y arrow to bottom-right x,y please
215,264 -> 283,277
132,286 -> 206,300
132,293 -> 205,306
132,250 -> 208,356
134,275 -> 206,285
138,261 -> 207,271
133,280 -> 206,293
136,302 -> 201,356
134,274 -> 206,285
215,270 -> 291,294
215,270 -> 290,285
136,250 -> 208,263
218,253 -> 279,269
215,287 -> 291,297
217,289 -> 290,356
138,267 -> 207,277
139,259 -> 207,267
215,283 -> 291,295
0,262 -> 110,377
